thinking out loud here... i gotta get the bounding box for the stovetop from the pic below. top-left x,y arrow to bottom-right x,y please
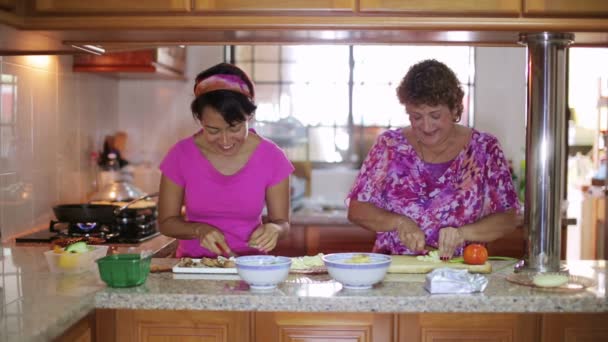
15,220 -> 160,244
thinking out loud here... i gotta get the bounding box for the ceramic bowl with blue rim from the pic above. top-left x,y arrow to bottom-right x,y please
322,253 -> 392,290
234,255 -> 292,290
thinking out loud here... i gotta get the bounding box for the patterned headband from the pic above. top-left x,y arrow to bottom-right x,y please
193,74 -> 253,99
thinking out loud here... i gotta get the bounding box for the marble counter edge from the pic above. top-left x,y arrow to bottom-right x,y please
93,288 -> 608,313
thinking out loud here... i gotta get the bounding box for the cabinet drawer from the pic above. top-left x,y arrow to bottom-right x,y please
34,0 -> 190,13
524,0 -> 608,16
360,0 -> 521,15
193,0 -> 355,12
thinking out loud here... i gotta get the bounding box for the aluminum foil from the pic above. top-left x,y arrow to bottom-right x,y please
424,268 -> 488,294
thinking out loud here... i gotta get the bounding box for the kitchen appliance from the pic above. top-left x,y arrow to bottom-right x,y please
16,195 -> 160,244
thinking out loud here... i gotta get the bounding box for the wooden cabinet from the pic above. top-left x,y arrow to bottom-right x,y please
99,309 -> 250,342
524,0 -> 608,16
306,225 -> 376,255
359,0 -> 520,15
193,0 -> 355,12
541,313 -> 608,342
0,0 -> 16,10
34,0 -> 190,13
487,227 -> 525,258
273,224 -> 307,257
92,310 -> 608,342
256,312 -> 393,342
398,313 -> 540,342
273,224 -> 376,257
55,312 -> 95,342
73,47 -> 186,79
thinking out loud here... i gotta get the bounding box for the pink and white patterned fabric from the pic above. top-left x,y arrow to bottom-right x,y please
194,74 -> 253,99
347,128 -> 520,256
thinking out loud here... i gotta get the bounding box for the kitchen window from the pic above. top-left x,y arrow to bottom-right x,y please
228,45 -> 475,165
0,74 -> 17,162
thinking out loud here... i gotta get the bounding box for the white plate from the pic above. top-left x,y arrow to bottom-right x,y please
172,259 -> 237,274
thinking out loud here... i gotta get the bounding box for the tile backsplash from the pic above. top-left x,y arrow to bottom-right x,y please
0,55 -> 119,240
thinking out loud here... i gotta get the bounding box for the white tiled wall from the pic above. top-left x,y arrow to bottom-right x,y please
115,46 -> 223,194
0,55 -> 119,240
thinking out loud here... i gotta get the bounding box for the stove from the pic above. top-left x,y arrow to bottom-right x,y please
16,213 -> 159,244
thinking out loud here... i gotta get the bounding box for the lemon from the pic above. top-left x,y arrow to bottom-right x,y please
58,252 -> 79,270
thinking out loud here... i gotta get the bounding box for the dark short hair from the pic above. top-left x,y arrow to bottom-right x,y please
396,59 -> 464,121
191,63 -> 257,125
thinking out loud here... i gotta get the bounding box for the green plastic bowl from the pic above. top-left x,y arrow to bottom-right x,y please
96,254 -> 151,288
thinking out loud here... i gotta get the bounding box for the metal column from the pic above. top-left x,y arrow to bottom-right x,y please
519,32 -> 574,273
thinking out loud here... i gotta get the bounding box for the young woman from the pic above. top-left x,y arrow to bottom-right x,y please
158,63 -> 294,258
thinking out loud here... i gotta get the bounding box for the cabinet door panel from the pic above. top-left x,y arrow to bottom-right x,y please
360,0 -> 520,15
34,0 -> 190,13
542,313 -> 608,342
525,0 -> 608,16
256,312 -> 392,342
55,312 -> 95,342
116,310 -> 250,342
398,313 -> 540,342
306,225 -> 376,255
194,0 -> 355,12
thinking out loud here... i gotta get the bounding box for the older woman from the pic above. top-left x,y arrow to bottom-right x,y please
347,59 -> 520,259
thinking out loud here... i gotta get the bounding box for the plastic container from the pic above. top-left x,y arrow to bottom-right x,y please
44,245 -> 109,274
96,254 -> 151,288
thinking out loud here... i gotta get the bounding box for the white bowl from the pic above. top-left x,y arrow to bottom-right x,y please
322,253 -> 392,290
235,255 -> 292,290
44,245 -> 109,274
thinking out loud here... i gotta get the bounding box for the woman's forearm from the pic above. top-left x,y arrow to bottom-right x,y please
347,200 -> 417,233
460,209 -> 517,242
158,216 -> 211,240
267,219 -> 290,239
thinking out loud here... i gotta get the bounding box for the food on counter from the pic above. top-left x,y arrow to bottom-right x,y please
416,250 -> 442,263
56,241 -> 93,269
177,256 -> 236,268
65,241 -> 89,253
532,274 -> 569,288
90,200 -> 156,209
463,244 -> 488,265
290,253 -> 324,270
345,254 -> 372,264
52,236 -> 106,247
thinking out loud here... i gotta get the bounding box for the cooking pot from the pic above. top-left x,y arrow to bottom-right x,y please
53,193 -> 158,224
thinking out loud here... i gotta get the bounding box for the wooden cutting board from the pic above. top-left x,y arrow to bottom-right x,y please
387,255 -> 492,274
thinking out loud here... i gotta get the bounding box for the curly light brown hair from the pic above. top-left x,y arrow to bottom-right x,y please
396,59 -> 464,122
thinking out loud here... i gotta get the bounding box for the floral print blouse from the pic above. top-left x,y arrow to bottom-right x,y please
347,128 -> 520,256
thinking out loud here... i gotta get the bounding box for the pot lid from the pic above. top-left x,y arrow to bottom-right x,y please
89,180 -> 146,202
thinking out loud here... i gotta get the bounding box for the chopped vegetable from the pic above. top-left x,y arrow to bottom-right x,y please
65,241 -> 89,254
416,250 -> 441,263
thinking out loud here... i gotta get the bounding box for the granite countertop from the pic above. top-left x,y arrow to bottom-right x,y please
1,242 -> 607,342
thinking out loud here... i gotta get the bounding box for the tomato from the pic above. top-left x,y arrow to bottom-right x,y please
463,244 -> 488,265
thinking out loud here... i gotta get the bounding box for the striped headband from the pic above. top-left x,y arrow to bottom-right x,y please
193,74 -> 253,99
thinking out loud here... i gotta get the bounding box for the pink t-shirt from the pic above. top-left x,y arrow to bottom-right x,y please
159,130 -> 294,258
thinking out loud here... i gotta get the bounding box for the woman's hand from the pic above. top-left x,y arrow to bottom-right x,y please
396,219 -> 426,252
438,227 -> 465,259
248,223 -> 281,253
193,224 -> 232,256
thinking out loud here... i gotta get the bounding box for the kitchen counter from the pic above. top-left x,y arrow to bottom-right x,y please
97,260 -> 607,313
0,235 -> 174,342
291,207 -> 350,226
1,241 -> 607,342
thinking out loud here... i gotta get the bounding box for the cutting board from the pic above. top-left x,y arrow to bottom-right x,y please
387,255 -> 492,274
